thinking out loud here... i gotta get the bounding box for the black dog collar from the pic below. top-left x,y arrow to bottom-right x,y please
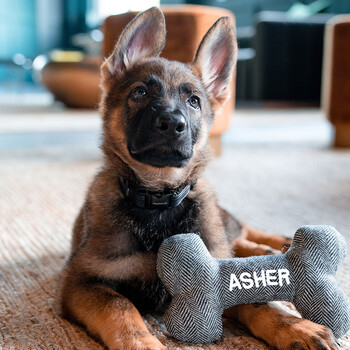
118,176 -> 196,210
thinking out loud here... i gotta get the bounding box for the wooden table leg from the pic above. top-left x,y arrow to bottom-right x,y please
334,123 -> 350,147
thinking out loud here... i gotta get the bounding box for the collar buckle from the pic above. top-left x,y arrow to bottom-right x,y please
118,176 -> 195,210
148,192 -> 172,209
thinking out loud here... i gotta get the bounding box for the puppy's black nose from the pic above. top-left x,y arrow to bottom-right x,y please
155,112 -> 186,137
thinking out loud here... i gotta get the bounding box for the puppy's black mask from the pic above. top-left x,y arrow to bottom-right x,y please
125,67 -> 203,168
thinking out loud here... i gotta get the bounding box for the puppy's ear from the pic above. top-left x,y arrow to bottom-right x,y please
101,7 -> 166,81
192,17 -> 237,104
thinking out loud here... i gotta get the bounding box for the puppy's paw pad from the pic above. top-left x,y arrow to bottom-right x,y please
272,320 -> 339,350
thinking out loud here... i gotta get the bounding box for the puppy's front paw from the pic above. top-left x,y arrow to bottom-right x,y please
281,236 -> 292,253
112,333 -> 166,350
271,319 -> 339,350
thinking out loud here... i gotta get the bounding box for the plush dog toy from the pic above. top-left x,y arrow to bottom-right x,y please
157,225 -> 350,343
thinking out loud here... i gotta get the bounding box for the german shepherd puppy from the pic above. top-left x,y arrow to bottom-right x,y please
61,7 -> 339,350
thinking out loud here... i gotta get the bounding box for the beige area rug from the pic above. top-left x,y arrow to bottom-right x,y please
1,143 -> 350,349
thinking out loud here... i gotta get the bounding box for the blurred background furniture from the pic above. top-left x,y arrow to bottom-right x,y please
236,11 -> 333,103
41,5 -> 237,155
41,55 -> 101,108
322,15 -> 350,147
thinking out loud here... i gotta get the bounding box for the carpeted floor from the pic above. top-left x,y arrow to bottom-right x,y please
1,111 -> 350,349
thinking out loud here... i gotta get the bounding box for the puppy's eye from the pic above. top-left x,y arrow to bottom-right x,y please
188,96 -> 200,109
132,86 -> 147,100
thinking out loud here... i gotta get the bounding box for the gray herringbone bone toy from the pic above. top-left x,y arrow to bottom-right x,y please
157,225 -> 350,343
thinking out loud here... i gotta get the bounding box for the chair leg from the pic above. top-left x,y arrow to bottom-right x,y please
334,123 -> 350,147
